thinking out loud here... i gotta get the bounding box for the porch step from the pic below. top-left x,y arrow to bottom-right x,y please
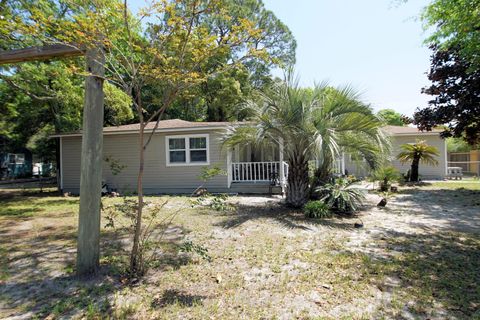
230,183 -> 282,194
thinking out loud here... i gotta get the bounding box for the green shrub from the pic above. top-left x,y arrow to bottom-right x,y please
316,178 -> 366,213
303,200 -> 331,218
370,166 -> 401,191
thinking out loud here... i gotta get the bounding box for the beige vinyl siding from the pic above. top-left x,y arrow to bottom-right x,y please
61,129 -> 228,194
390,135 -> 446,179
344,133 -> 447,180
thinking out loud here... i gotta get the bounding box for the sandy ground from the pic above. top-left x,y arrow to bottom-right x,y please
0,183 -> 479,319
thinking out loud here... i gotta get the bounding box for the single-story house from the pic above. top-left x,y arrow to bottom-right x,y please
54,121 -> 446,195
344,125 -> 447,180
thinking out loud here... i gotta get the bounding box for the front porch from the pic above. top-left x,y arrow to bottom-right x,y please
227,142 -> 288,194
229,161 -> 289,194
225,141 -> 347,194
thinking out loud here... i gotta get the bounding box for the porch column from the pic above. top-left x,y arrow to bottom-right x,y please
341,152 -> 345,175
227,148 -> 232,188
279,137 -> 285,195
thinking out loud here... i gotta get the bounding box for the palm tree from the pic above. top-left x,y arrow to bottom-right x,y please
397,140 -> 439,182
223,75 -> 389,208
311,86 -> 391,186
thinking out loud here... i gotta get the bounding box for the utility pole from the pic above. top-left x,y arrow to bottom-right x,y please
0,43 -> 105,276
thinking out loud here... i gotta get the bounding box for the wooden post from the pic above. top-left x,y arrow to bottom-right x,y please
0,44 -> 84,64
76,46 -> 105,276
0,43 -> 105,277
227,148 -> 232,188
279,137 -> 285,196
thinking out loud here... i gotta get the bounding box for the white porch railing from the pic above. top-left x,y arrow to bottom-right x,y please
231,161 -> 288,184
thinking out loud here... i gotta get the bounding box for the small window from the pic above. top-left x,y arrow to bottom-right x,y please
169,138 -> 186,163
7,153 -> 24,164
166,135 -> 209,166
189,137 -> 207,162
15,154 -> 25,164
8,154 -> 16,164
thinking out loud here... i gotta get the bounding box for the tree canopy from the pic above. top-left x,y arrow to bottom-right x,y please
421,0 -> 480,68
377,109 -> 405,126
223,76 -> 389,207
0,0 -> 295,158
413,45 -> 480,145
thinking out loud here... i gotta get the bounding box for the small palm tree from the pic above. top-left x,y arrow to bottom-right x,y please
223,74 -> 389,207
397,140 -> 439,182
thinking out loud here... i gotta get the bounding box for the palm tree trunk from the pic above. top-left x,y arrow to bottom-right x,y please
410,155 -> 420,182
313,159 -> 332,186
286,154 -> 309,208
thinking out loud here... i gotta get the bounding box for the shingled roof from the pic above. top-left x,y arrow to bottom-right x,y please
52,120 -> 442,137
51,119 -> 238,137
382,125 -> 442,135
102,119 -> 232,132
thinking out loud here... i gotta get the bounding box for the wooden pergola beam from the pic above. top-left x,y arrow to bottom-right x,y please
0,44 -> 84,65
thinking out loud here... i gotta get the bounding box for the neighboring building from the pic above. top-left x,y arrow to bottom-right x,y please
55,121 -> 447,195
344,126 -> 447,180
448,150 -> 480,176
0,135 -> 33,179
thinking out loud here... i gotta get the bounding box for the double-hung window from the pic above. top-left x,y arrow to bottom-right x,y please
166,134 -> 209,166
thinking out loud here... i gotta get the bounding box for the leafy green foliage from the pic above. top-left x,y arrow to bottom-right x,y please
413,45 -> 480,145
377,109 -> 405,126
303,200 -> 331,219
397,140 -> 440,182
104,156 -> 127,176
397,141 -> 440,166
103,197 -> 182,276
0,61 -> 134,160
421,0 -> 480,68
446,137 -> 473,153
370,166 -> 401,191
223,73 -> 389,207
179,240 -> 212,262
192,193 -> 234,212
316,178 -> 366,213
198,165 -> 226,183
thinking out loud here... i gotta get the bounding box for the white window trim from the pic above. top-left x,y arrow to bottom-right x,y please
165,134 -> 210,167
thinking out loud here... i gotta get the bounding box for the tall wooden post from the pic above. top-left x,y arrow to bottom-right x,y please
76,46 -> 105,276
0,44 -> 105,277
279,137 -> 285,196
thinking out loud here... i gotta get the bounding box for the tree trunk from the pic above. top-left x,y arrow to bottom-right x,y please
410,155 -> 420,182
130,84 -> 146,276
130,123 -> 145,276
286,154 -> 309,208
310,157 -> 332,197
313,159 -> 332,186
76,46 -> 105,276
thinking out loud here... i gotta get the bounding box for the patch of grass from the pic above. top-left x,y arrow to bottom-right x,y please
0,245 -> 9,281
34,283 -> 114,319
430,181 -> 480,190
1,190 -> 480,318
0,195 -> 78,218
362,232 -> 480,318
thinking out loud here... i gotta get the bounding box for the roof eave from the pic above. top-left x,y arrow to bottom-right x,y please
50,125 -> 230,138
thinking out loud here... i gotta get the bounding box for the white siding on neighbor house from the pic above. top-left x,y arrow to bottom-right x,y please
344,134 -> 447,180
61,129 -> 228,194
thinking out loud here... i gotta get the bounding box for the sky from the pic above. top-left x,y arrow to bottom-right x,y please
262,0 -> 432,116
130,0 -> 433,117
